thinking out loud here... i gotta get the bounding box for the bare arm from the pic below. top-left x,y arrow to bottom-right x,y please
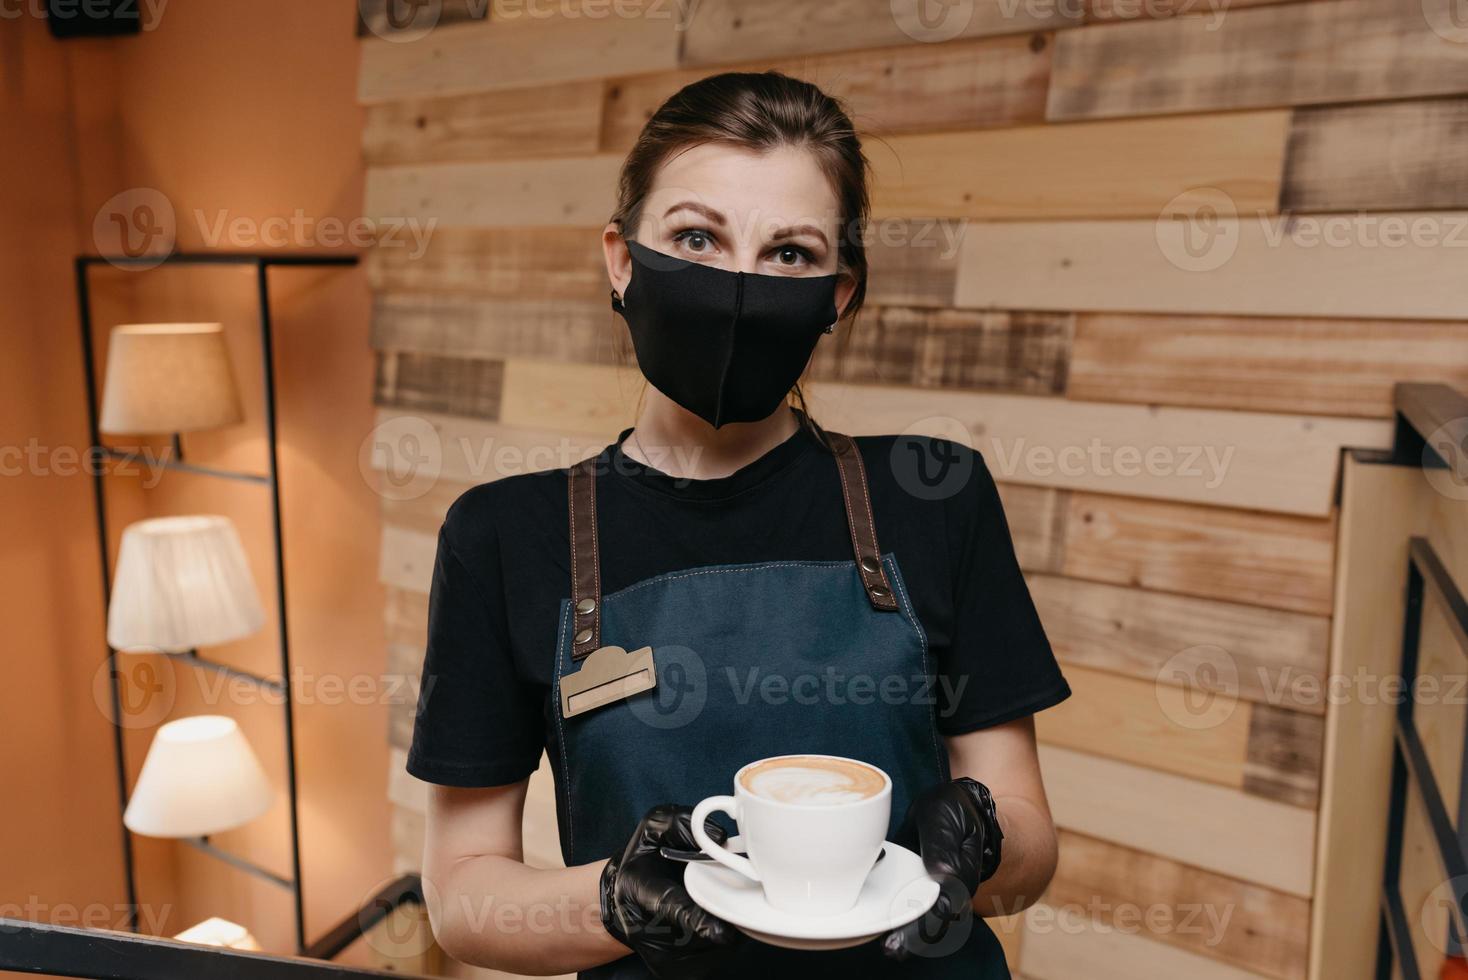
422,780 -> 629,975
945,715 -> 1059,917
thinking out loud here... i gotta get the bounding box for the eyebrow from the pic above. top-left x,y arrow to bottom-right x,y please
662,201 -> 830,249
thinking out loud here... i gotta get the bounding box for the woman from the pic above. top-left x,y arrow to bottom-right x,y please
410,71 -> 1071,979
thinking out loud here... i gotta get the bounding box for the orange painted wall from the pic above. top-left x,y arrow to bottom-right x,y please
2,0 -> 391,965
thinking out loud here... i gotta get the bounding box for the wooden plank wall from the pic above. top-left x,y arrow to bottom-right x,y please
355,3 -> 1468,978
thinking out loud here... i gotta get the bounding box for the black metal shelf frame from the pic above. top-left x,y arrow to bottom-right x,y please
77,252 -> 357,954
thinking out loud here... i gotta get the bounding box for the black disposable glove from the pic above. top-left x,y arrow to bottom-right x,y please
600,803 -> 745,980
881,777 -> 1003,962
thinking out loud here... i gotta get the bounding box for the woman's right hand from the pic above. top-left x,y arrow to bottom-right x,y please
600,803 -> 745,979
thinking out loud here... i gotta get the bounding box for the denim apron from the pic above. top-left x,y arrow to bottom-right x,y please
550,431 -> 1011,979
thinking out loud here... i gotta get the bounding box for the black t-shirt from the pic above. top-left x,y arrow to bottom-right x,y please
407,413 -> 1071,788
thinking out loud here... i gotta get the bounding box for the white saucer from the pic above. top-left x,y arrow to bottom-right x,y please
683,842 -> 939,951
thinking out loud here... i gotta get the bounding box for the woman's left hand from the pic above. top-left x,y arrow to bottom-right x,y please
880,777 -> 1003,961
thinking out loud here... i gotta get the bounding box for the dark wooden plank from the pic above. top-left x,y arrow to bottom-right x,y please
372,293 -> 626,365
1044,830 -> 1311,979
1048,0 -> 1468,121
1071,312 -> 1468,419
363,79 -> 604,165
682,0 -> 1076,66
1282,96 -> 1468,212
863,218 -> 966,308
1245,703 -> 1325,809
367,227 -> 608,300
602,33 -> 1052,151
374,351 -> 504,419
811,307 -> 1071,394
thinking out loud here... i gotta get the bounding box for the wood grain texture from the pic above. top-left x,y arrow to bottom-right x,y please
863,219 -> 967,308
1309,457 -> 1468,980
601,33 -> 1053,151
1039,744 -> 1316,896
954,213 -> 1468,320
811,308 -> 1072,394
356,0 -> 484,37
367,227 -> 607,300
802,379 -> 1391,515
1060,492 -> 1336,616
368,409 -> 614,485
1022,903 -> 1276,980
359,10 -> 681,103
1036,664 -> 1254,788
363,79 -> 605,166
1044,830 -> 1310,979
1030,573 -> 1330,715
365,155 -> 622,228
1048,0 -> 1468,121
375,350 -> 505,419
1244,702 -> 1324,809
372,293 -> 626,365
1070,313 -> 1468,418
681,0 -> 1079,66
1282,97 -> 1468,212
1084,0 -> 1305,21
997,482 -> 1070,575
868,111 -> 1289,219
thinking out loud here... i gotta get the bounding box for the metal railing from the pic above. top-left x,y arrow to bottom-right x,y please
1376,383 -> 1468,979
0,875 -> 429,979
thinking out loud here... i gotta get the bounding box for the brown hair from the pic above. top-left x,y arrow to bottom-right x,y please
607,70 -> 871,450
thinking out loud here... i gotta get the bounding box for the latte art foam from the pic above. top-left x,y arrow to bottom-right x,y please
739,756 -> 886,805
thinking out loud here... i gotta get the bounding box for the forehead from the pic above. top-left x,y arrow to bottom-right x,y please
640,142 -> 841,239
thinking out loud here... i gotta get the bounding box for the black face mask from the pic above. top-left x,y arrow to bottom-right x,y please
611,239 -> 839,429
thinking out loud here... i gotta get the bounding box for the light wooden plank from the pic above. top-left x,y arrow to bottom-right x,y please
812,308 -> 1071,394
1061,491 -> 1336,616
381,523 -> 436,595
371,293 -> 625,364
1283,96 -> 1468,212
367,227 -> 607,300
997,482 -> 1069,575
869,111 -> 1289,220
1084,0 -> 1305,21
1044,830 -> 1310,979
369,408 -> 614,485
1022,901 -> 1276,980
1070,312 -> 1468,418
1031,573 -> 1330,715
365,155 -> 622,228
801,379 -> 1391,515
1309,454 -> 1468,980
1039,745 -> 1316,895
601,33 -> 1053,151
359,11 -> 681,103
681,0 -> 1079,66
1035,664 -> 1253,789
954,213 -> 1468,320
498,359 -> 639,434
1400,786 -> 1452,980
1048,0 -> 1468,121
356,0 -> 483,38
363,79 -> 604,166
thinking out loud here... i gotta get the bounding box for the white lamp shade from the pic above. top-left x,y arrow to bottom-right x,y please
107,515 -> 265,653
99,323 -> 244,435
124,715 -> 273,838
173,917 -> 262,951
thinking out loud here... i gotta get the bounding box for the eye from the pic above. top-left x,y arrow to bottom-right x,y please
672,229 -> 716,255
771,245 -> 814,269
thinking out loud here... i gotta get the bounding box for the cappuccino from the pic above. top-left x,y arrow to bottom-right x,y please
739,755 -> 886,806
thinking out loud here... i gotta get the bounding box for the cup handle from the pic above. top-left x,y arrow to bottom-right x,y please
690,795 -> 760,883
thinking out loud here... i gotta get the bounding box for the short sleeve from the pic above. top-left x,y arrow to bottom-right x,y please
935,445 -> 1071,734
405,505 -> 544,787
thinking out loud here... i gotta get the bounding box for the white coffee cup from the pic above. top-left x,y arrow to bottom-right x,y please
690,754 -> 892,916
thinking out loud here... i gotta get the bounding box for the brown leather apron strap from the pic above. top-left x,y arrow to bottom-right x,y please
826,431 -> 900,612
566,431 -> 897,658
568,454 -> 602,662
